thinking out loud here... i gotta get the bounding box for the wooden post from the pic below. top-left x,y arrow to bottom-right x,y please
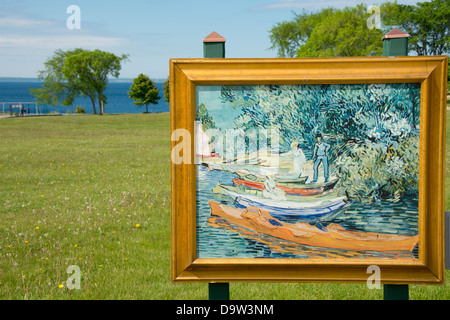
203,31 -> 226,58
445,212 -> 450,270
203,31 -> 229,300
208,283 -> 230,300
382,28 -> 410,56
382,28 -> 410,300
383,284 -> 409,300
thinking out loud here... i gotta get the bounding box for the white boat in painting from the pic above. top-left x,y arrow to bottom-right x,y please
213,184 -> 352,220
205,162 -> 290,175
234,195 -> 352,220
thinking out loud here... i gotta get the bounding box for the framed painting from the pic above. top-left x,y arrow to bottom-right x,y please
170,56 -> 448,284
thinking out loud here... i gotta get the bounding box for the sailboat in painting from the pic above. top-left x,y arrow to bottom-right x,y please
195,83 -> 420,258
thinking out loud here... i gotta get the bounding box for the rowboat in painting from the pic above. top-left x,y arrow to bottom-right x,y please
234,171 -> 308,184
204,162 -> 290,175
195,154 -> 226,164
213,184 -> 340,202
212,184 -> 351,220
233,177 -> 339,196
234,195 -> 351,220
218,149 -> 295,169
208,201 -> 419,252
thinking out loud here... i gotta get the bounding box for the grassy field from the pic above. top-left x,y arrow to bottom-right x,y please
0,112 -> 449,300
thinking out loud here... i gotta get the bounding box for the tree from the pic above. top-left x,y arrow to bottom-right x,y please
383,0 -> 449,56
269,4 -> 389,58
30,49 -> 128,115
128,74 -> 160,113
163,78 -> 170,103
269,1 -> 449,58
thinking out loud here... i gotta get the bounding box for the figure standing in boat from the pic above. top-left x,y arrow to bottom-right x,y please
312,133 -> 331,183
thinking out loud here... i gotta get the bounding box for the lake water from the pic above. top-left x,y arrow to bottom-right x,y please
196,165 -> 419,260
0,80 -> 169,114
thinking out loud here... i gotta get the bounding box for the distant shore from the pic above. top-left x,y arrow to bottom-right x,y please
0,111 -> 170,119
0,77 -> 167,83
0,80 -> 169,114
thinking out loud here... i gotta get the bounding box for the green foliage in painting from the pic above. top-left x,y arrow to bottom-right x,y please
335,134 -> 419,202
220,83 -> 420,202
196,103 -> 216,130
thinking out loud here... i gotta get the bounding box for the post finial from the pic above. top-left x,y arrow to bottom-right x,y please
203,31 -> 226,43
382,28 -> 410,41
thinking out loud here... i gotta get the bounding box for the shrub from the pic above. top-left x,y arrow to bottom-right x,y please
334,133 -> 419,202
75,106 -> 86,114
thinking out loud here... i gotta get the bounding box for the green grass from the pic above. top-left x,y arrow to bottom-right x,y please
0,112 -> 449,300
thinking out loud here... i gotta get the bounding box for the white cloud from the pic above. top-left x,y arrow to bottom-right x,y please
0,34 -> 124,50
0,13 -> 124,51
0,15 -> 56,28
250,0 -> 430,11
250,0 -> 355,11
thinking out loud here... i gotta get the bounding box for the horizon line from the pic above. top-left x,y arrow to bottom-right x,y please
0,76 -> 169,82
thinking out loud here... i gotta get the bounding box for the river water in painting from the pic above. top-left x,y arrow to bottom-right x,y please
196,165 -> 419,260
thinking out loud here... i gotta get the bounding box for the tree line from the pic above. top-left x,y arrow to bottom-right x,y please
269,0 -> 449,58
30,49 -> 170,115
30,0 -> 447,114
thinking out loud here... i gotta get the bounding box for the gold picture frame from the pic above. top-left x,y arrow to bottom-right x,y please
170,56 -> 447,284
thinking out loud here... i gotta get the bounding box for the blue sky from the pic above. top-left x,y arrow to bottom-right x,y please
0,0 -> 426,79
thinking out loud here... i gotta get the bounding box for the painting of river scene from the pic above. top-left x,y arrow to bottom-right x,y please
195,83 -> 421,260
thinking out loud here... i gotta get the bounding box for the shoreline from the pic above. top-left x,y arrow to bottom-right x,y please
0,111 -> 170,119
